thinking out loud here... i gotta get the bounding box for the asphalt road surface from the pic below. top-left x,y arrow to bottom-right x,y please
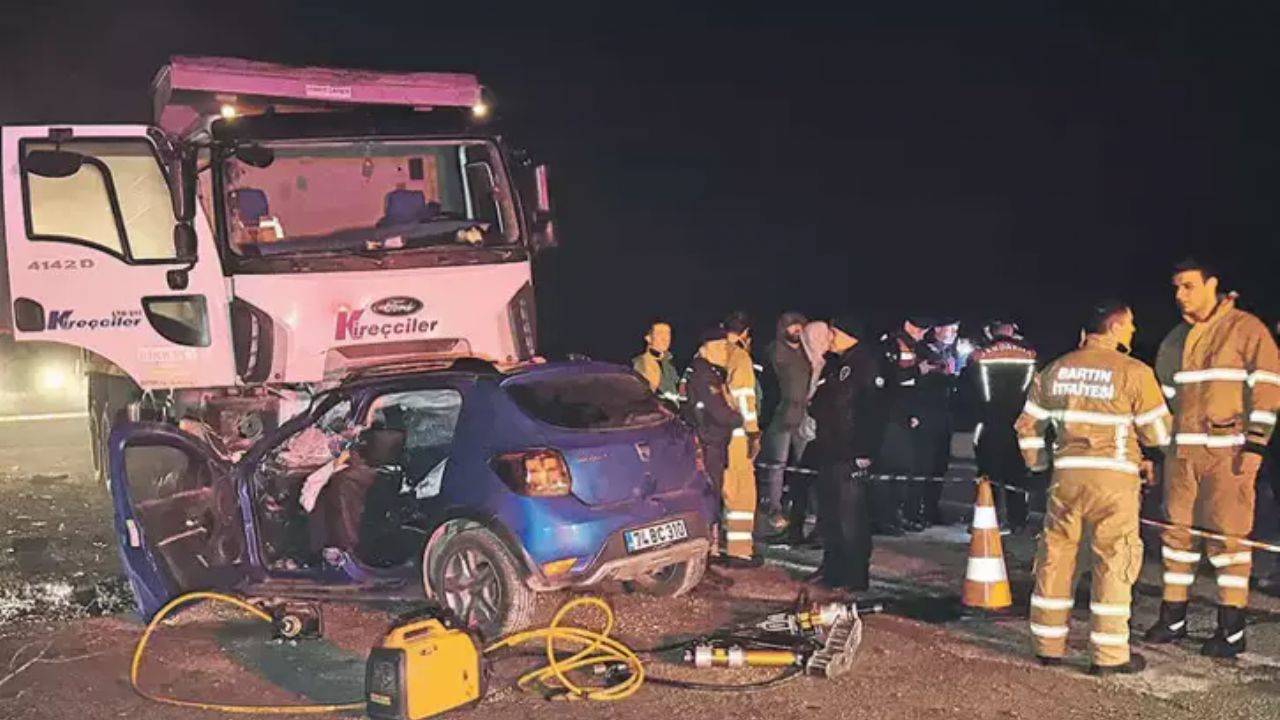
1,418 -> 1279,718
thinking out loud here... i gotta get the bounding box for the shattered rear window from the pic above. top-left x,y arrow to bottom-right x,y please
504,373 -> 669,430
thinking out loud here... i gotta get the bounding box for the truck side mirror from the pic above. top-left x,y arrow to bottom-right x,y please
23,149 -> 85,179
530,164 -> 557,251
173,223 -> 198,259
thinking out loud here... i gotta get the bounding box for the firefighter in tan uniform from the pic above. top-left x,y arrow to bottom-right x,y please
716,311 -> 763,566
1144,260 -> 1280,657
1016,301 -> 1170,675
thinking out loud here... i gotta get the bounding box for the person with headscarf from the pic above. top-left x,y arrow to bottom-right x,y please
772,320 -> 833,546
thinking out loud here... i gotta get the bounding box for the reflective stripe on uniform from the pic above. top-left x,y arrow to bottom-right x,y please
899,352 -> 915,361
1030,595 -> 1073,611
1163,572 -> 1196,586
1248,370 -> 1280,388
1018,437 -> 1046,450
725,531 -> 754,541
1175,368 -> 1249,384
1090,631 -> 1129,646
973,422 -> 984,446
730,388 -> 755,398
1029,623 -> 1069,639
732,428 -> 747,438
1162,385 -> 1177,399
1175,433 -> 1246,447
1089,602 -> 1130,617
1250,410 -> 1278,426
1209,551 -> 1252,568
1162,546 -> 1202,564
1217,575 -> 1249,589
1054,456 -> 1139,474
724,511 -> 755,522
1022,401 -> 1051,420
1135,405 -> 1171,426
742,412 -> 758,422
1053,409 -> 1133,426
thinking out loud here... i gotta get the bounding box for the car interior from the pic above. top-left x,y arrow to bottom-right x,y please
250,388 -> 463,571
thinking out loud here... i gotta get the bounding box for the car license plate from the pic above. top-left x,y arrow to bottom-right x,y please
624,519 -> 688,553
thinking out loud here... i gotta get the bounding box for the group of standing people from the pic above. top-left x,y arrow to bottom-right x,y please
634,258 -> 1280,678
633,308 -> 1026,592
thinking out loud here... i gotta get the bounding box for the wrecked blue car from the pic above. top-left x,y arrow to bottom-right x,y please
107,360 -> 717,637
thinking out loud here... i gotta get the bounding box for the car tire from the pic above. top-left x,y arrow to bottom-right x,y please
629,553 -> 707,597
425,527 -> 535,640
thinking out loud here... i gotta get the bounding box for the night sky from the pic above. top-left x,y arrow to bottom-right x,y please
2,1 -> 1277,365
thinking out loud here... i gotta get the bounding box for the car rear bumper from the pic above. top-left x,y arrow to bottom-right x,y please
526,535 -> 711,591
521,508 -> 712,591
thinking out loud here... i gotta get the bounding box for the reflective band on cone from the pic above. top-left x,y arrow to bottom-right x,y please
972,505 -> 999,530
962,478 -> 1012,610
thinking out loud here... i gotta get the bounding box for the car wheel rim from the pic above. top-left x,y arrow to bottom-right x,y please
441,548 -> 501,630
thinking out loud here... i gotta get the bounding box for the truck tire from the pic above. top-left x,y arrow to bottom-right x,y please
628,554 -> 707,598
425,527 -> 535,640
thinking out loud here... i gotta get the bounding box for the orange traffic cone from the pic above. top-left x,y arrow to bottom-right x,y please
962,477 -> 1012,610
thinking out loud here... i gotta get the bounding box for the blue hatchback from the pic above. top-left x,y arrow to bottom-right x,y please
107,360 -> 718,637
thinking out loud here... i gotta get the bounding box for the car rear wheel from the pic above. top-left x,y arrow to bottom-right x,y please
629,554 -> 707,597
425,527 -> 535,640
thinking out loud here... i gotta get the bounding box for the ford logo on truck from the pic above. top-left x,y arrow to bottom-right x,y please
370,296 -> 422,317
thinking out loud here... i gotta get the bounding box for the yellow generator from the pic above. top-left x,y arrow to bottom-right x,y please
365,614 -> 487,720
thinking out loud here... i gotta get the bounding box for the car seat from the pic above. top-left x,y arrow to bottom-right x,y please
229,187 -> 284,241
376,189 -> 442,228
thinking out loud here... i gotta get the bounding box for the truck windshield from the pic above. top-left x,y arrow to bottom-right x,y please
219,139 -> 519,257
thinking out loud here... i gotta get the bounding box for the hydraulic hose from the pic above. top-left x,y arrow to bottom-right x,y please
130,591 -> 366,715
484,595 -> 645,701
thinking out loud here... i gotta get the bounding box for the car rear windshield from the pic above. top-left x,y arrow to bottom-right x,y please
505,373 -> 670,430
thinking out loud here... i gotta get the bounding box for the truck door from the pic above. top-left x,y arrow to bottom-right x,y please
1,125 -> 235,389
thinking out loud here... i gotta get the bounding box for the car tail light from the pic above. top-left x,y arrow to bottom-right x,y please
491,449 -> 572,497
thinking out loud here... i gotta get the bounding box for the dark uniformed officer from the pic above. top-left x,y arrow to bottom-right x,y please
682,328 -> 744,507
807,315 -> 885,591
874,316 -> 933,534
962,319 -> 1037,531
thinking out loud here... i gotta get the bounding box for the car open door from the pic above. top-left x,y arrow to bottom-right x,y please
1,125 -> 235,389
108,422 -> 247,616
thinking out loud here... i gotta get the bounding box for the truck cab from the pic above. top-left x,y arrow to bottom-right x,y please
0,57 -> 555,463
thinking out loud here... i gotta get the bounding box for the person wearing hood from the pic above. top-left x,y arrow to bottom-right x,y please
777,320 -> 835,546
759,311 -> 812,533
1144,259 -> 1280,658
633,320 -> 681,407
807,314 -> 885,592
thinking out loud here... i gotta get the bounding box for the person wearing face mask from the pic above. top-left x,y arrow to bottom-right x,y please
1016,300 -> 1170,676
1143,259 -> 1280,658
633,320 -> 681,407
807,314 -> 885,592
759,311 -> 812,534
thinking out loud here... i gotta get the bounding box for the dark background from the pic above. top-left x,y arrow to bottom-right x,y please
1,1 -> 1276,365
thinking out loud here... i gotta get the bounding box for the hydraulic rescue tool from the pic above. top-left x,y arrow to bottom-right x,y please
685,600 -> 882,679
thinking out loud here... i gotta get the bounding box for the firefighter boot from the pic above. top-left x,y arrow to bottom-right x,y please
1200,605 -> 1247,658
1142,601 -> 1188,644
1089,652 -> 1147,676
